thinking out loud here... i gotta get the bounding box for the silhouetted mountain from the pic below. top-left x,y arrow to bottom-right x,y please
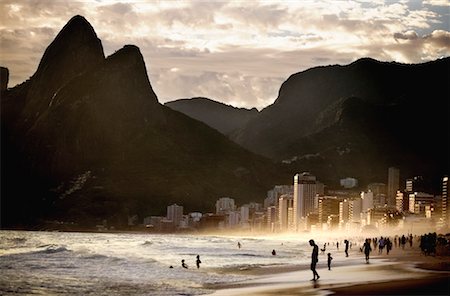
165,97 -> 259,135
1,16 -> 284,228
231,57 -> 450,190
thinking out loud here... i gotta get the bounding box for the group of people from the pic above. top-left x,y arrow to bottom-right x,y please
179,255 -> 202,269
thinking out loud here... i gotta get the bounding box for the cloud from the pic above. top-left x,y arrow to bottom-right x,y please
1,0 -> 449,109
394,30 -> 419,40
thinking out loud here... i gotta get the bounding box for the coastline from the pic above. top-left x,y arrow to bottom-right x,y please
208,244 -> 450,295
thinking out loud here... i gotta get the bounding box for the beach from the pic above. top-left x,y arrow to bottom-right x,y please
210,241 -> 450,296
1,230 -> 449,295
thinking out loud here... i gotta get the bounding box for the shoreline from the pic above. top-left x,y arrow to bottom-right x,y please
208,245 -> 450,295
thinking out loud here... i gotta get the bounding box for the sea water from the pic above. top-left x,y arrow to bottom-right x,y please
0,230 -> 325,295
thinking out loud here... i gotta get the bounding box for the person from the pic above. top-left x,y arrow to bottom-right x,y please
363,238 -> 372,263
237,242 -> 241,249
401,235 -> 406,249
196,255 -> 201,268
344,239 -> 349,257
309,239 -> 320,281
327,253 -> 333,270
181,259 -> 188,269
272,249 -> 276,256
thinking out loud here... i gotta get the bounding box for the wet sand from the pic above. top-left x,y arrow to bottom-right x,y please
209,243 -> 450,295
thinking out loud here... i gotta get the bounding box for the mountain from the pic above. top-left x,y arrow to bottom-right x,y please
1,16 -> 285,229
231,57 -> 450,189
165,97 -> 259,135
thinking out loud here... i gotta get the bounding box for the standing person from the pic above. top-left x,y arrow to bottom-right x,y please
237,242 -> 241,249
363,238 -> 372,263
401,235 -> 406,249
309,239 -> 320,281
327,253 -> 333,270
196,255 -> 201,269
344,239 -> 349,257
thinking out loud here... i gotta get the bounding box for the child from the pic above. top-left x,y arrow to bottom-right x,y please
327,253 -> 333,270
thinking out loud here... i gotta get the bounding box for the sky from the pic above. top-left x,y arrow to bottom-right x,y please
1,0 -> 449,109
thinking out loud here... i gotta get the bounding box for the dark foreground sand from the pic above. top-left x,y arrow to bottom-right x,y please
209,243 -> 450,296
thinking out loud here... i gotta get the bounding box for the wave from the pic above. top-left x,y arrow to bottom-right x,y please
38,245 -> 71,254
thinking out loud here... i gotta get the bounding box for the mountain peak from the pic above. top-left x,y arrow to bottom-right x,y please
23,16 -> 105,121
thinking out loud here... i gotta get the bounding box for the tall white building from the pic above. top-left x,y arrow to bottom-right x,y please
293,172 -> 317,228
349,198 -> 362,222
240,205 -> 250,227
361,191 -> 374,212
442,176 -> 449,228
216,197 -> 235,214
167,204 -> 184,227
388,167 -> 400,207
278,194 -> 293,231
339,199 -> 350,228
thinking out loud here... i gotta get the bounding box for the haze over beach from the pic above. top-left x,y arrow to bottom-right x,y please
1,1 -> 449,295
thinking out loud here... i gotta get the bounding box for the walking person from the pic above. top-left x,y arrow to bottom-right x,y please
363,238 -> 372,263
344,239 -> 349,257
309,239 -> 320,281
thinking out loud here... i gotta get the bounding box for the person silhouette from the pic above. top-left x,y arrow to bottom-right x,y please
309,239 -> 320,281
196,255 -> 201,268
272,249 -> 276,255
327,253 -> 333,270
363,238 -> 372,263
344,239 -> 349,257
237,242 -> 241,249
181,259 -> 188,269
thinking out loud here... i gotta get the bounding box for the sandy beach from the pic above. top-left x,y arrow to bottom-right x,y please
209,240 -> 450,296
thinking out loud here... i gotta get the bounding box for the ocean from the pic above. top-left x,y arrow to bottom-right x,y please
0,230 -> 332,295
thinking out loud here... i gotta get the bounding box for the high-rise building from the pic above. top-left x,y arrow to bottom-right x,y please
167,204 -> 184,227
442,176 -> 448,228
396,190 -> 408,212
293,172 -> 317,228
339,199 -> 350,228
388,167 -> 400,207
405,176 -> 427,193
349,198 -> 362,222
361,191 -> 374,212
267,206 -> 277,231
278,194 -> 293,231
216,197 -> 235,214
240,205 -> 250,227
318,196 -> 340,226
408,192 -> 434,215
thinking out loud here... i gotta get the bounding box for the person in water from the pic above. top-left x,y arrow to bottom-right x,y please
181,259 -> 188,269
237,241 -> 241,249
309,239 -> 320,281
272,249 -> 276,255
196,255 -> 201,268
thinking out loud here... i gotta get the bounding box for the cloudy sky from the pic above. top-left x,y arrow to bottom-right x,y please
1,0 -> 449,109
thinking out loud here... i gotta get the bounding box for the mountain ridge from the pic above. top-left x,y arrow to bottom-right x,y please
165,97 -> 259,135
1,16 -> 284,228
